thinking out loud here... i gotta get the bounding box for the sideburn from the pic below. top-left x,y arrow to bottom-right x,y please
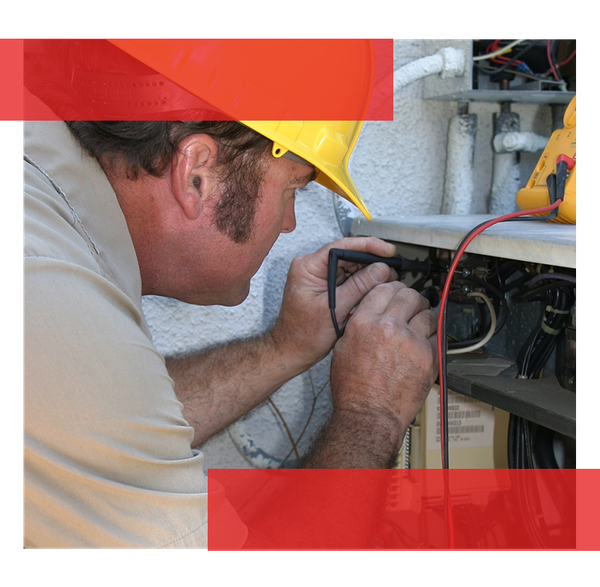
212,152 -> 267,244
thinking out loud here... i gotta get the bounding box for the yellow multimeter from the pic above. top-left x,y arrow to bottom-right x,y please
516,95 -> 576,224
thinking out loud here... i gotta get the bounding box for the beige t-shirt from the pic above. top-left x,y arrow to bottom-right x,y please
23,121 -> 245,548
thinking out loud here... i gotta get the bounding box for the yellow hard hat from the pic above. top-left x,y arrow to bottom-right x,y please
243,120 -> 370,220
108,39 -> 373,220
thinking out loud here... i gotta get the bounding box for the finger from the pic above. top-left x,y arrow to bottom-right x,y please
315,237 -> 398,275
408,308 -> 439,340
330,236 -> 398,258
340,278 -> 406,319
384,287 -> 432,322
342,261 -> 399,278
335,264 -> 360,286
336,264 -> 403,315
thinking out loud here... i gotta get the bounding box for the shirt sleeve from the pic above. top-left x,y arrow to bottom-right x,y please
24,255 -> 246,548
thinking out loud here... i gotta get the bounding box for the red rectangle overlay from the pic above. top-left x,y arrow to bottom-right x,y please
208,469 -> 579,550
9,39 -> 393,121
0,40 -> 24,120
576,469 -> 600,550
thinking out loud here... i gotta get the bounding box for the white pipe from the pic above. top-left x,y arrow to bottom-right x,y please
393,47 -> 466,92
493,131 -> 550,154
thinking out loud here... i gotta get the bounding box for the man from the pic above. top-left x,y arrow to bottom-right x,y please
24,42 -> 438,547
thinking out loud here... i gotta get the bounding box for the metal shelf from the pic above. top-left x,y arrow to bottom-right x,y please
446,355 -> 575,438
352,215 -> 576,269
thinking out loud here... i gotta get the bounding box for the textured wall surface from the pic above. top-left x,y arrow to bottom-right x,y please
141,40 -> 553,470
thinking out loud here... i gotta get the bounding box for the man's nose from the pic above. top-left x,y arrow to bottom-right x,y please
280,197 -> 297,234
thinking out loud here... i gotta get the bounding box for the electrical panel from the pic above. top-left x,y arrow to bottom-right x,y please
353,215 -> 576,470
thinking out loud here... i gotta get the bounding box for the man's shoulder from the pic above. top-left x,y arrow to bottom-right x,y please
23,120 -> 144,311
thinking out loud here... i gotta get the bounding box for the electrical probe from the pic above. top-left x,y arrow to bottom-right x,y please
327,248 -> 437,339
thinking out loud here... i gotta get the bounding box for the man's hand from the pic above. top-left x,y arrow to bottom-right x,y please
302,280 -> 438,468
270,236 -> 400,371
332,281 -> 438,435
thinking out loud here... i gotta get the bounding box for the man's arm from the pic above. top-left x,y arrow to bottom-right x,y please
167,329 -> 305,447
167,236 -> 401,447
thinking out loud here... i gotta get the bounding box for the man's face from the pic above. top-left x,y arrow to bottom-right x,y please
162,154 -> 317,306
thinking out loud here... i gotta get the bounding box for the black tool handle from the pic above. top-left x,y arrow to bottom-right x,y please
327,247 -> 437,342
328,248 -> 430,310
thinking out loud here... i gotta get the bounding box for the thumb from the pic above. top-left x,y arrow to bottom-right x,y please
366,262 -> 396,284
336,263 -> 397,316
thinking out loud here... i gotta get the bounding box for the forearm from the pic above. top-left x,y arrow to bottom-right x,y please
166,329 -> 311,447
301,408 -> 405,469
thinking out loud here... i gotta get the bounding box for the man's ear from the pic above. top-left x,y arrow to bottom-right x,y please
171,134 -> 218,220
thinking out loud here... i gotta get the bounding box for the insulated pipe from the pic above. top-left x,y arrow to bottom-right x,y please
393,47 -> 466,91
442,104 -> 478,215
489,105 -> 521,215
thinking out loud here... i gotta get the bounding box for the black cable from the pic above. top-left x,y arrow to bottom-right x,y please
517,283 -> 574,380
533,426 -> 559,470
327,248 -> 431,339
440,194 -> 562,469
330,307 -> 342,340
508,414 -> 517,469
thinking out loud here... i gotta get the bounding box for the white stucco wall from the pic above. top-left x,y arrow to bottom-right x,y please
141,39 -> 555,470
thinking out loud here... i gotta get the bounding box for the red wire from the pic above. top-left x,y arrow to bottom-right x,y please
491,55 -> 523,67
546,40 -> 560,81
557,49 -> 576,68
436,199 -> 563,469
487,40 -> 501,54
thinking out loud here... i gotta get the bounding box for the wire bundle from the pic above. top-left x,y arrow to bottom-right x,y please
517,275 -> 575,380
507,271 -> 575,470
474,39 -> 575,86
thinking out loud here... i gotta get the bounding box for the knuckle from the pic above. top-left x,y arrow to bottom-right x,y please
291,255 -> 307,267
370,315 -> 400,343
346,310 -> 370,331
376,281 -> 403,296
398,286 -> 420,304
290,254 -> 307,270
